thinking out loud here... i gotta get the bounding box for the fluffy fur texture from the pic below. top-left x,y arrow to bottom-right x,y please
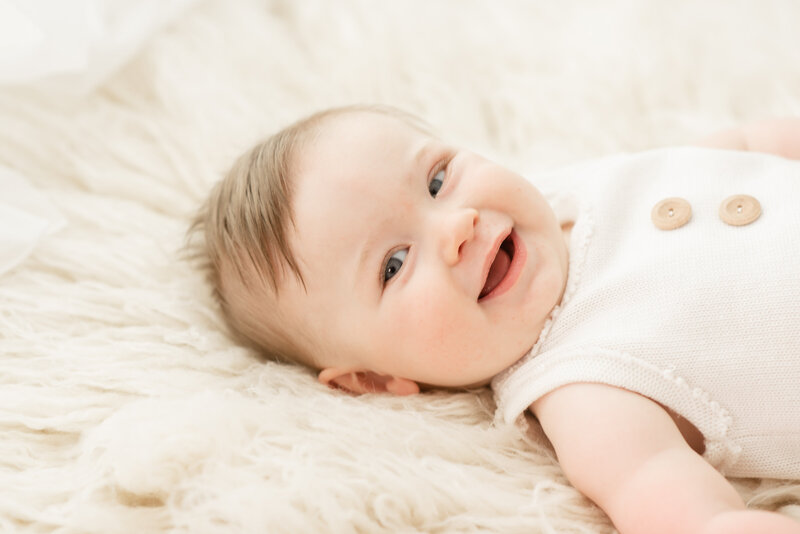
1,1 -> 799,532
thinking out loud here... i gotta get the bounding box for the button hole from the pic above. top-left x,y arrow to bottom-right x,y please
668,208 -> 674,217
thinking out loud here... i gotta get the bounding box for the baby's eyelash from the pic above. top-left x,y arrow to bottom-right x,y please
428,157 -> 451,198
380,247 -> 408,288
432,157 -> 448,175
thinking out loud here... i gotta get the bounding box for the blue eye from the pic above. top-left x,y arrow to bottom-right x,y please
383,248 -> 408,283
428,168 -> 445,198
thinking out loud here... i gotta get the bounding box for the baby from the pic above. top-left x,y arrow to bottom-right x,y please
191,105 -> 800,534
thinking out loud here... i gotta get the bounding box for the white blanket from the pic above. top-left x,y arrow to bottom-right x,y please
1,1 -> 798,532
0,167 -> 64,276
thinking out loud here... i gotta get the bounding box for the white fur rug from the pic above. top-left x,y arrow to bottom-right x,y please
1,1 -> 799,532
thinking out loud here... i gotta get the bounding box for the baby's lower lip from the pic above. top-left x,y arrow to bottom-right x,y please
480,230 -> 526,301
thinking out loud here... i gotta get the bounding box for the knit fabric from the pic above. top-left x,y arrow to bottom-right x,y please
492,147 -> 800,479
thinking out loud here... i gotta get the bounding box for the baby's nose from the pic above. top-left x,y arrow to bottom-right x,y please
439,208 -> 478,265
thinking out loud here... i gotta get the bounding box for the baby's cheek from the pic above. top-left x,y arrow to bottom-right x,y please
399,294 -> 481,369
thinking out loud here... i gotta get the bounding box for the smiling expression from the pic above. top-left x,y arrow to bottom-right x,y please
280,111 -> 570,390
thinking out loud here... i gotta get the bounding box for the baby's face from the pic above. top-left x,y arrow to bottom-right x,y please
282,112 -> 570,390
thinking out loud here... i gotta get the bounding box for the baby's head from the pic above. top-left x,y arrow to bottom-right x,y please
192,105 -> 571,394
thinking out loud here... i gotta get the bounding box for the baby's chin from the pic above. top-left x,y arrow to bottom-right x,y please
458,377 -> 494,389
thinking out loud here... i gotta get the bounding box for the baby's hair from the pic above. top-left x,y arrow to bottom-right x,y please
188,104 -> 432,367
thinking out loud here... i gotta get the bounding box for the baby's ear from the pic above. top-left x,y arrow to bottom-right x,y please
318,368 -> 420,396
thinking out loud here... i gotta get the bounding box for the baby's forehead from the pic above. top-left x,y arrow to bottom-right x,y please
304,110 -> 433,157
296,113 -> 432,194
289,112 -> 434,283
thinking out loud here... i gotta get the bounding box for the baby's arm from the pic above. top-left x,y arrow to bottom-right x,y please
695,117 -> 800,160
532,383 -> 800,534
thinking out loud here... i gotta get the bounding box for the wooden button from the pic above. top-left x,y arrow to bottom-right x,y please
719,194 -> 761,226
651,198 -> 692,230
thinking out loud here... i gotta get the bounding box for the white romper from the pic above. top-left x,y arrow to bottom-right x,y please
492,147 -> 800,479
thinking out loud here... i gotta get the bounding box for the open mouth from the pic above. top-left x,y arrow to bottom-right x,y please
479,233 -> 516,300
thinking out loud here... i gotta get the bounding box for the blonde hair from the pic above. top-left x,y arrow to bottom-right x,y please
188,104 -> 431,367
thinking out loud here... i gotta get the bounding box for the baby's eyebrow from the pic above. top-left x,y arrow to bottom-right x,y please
356,231 -> 380,289
399,142 -> 438,195
412,143 -> 435,177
